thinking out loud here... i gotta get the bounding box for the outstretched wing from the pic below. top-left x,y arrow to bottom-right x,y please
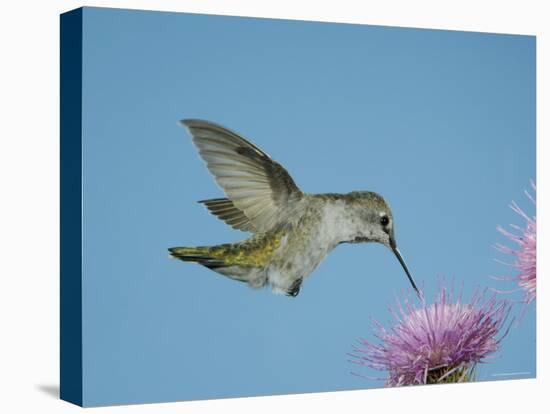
181,119 -> 303,233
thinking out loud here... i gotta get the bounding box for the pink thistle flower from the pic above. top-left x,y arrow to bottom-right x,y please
350,286 -> 511,386
495,182 -> 536,304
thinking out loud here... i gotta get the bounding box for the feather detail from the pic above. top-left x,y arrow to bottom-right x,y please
199,198 -> 256,232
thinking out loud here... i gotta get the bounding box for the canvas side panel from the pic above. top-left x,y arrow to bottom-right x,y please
60,8 -> 83,407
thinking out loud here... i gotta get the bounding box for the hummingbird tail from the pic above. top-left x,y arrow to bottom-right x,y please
168,246 -> 226,269
169,241 -> 270,288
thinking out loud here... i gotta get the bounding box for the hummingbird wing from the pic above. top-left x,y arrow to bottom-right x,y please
198,197 -> 256,232
181,119 -> 303,233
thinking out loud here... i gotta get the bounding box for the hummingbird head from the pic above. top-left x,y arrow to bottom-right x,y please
343,191 -> 419,294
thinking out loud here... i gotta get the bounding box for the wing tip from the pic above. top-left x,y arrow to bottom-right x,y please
179,119 -> 218,129
197,197 -> 226,204
178,119 -> 193,128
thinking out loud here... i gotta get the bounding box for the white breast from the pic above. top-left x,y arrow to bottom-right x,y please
267,200 -> 353,294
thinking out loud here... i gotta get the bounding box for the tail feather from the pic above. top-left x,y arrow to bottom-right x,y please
169,243 -> 268,289
168,247 -> 226,269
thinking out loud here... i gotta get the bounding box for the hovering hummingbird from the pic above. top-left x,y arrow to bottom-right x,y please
169,119 -> 418,297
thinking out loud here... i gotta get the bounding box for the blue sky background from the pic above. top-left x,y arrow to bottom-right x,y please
80,7 -> 535,406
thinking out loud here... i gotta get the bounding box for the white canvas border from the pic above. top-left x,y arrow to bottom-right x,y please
0,1 -> 546,413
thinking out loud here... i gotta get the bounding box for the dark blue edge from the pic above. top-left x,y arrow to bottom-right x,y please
60,7 -> 83,407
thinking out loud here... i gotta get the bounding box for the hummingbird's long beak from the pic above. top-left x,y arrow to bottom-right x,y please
390,238 -> 419,295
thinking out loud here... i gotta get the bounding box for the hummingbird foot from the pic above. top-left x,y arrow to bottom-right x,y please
286,279 -> 302,297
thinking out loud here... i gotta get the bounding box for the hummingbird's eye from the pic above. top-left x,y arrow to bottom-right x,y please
380,215 -> 389,226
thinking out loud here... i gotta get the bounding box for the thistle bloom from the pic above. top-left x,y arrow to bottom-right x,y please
496,183 -> 536,304
350,287 -> 511,386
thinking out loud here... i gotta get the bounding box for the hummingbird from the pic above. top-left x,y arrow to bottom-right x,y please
169,119 -> 418,297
